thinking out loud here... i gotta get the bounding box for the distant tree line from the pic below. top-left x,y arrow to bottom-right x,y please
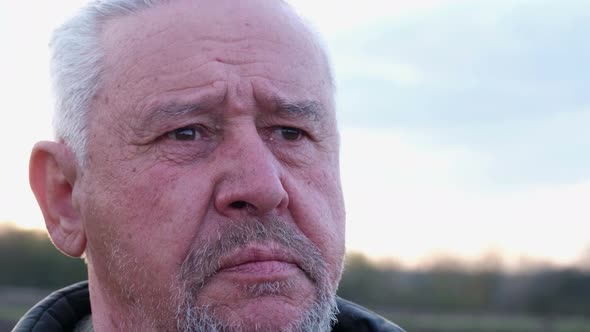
0,225 -> 86,288
1,224 -> 589,316
338,252 -> 590,316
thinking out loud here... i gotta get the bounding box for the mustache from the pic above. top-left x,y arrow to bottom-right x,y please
177,217 -> 328,290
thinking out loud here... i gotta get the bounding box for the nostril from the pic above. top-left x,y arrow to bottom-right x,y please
230,201 -> 249,209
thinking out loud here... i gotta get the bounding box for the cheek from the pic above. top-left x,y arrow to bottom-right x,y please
286,160 -> 345,278
80,161 -> 214,277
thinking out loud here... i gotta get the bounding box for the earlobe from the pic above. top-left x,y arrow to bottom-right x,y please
29,141 -> 86,257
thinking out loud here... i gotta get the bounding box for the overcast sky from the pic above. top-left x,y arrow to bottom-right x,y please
1,0 -> 588,268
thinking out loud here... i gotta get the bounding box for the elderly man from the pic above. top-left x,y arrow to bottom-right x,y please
16,0 -> 404,331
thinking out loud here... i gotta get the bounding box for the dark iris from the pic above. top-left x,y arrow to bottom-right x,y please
169,127 -> 197,141
280,127 -> 303,141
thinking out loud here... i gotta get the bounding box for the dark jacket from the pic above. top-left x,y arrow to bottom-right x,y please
13,281 -> 405,332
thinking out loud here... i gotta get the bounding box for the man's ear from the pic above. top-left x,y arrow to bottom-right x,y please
29,141 -> 86,257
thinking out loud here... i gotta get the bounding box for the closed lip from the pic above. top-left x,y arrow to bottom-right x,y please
217,242 -> 301,272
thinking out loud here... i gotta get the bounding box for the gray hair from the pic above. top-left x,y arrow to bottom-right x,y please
50,0 -> 167,161
50,0 -> 333,163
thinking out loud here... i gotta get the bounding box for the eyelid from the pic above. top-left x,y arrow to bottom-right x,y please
270,126 -> 307,142
164,124 -> 209,141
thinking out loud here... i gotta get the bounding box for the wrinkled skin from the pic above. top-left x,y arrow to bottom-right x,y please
32,0 -> 345,330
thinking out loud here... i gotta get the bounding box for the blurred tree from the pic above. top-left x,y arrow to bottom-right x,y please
0,224 -> 86,289
527,269 -> 590,316
337,251 -> 590,316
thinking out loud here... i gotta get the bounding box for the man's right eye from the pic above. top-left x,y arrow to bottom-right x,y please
166,126 -> 201,141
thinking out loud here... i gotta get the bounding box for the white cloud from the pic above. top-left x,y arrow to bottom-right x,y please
289,0 -> 453,35
336,56 -> 424,86
341,127 -> 590,266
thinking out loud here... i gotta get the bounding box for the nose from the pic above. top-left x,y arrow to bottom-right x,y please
213,129 -> 289,218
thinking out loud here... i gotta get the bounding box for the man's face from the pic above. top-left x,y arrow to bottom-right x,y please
75,0 -> 345,330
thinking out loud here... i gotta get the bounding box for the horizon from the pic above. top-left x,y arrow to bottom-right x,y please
2,220 -> 587,272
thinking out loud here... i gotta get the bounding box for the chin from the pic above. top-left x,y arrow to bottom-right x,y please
205,278 -> 313,318
176,280 -> 336,332
229,296 -> 311,330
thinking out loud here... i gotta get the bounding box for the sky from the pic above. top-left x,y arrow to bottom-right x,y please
1,0 -> 589,268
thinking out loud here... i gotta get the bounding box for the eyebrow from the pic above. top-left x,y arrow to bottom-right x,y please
138,98 -> 324,129
150,103 -> 203,118
274,98 -> 323,122
139,102 -> 204,128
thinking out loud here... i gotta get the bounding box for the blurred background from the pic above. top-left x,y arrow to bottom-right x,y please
1,0 -> 589,331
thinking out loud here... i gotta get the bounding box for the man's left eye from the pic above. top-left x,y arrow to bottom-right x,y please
274,127 -> 305,141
